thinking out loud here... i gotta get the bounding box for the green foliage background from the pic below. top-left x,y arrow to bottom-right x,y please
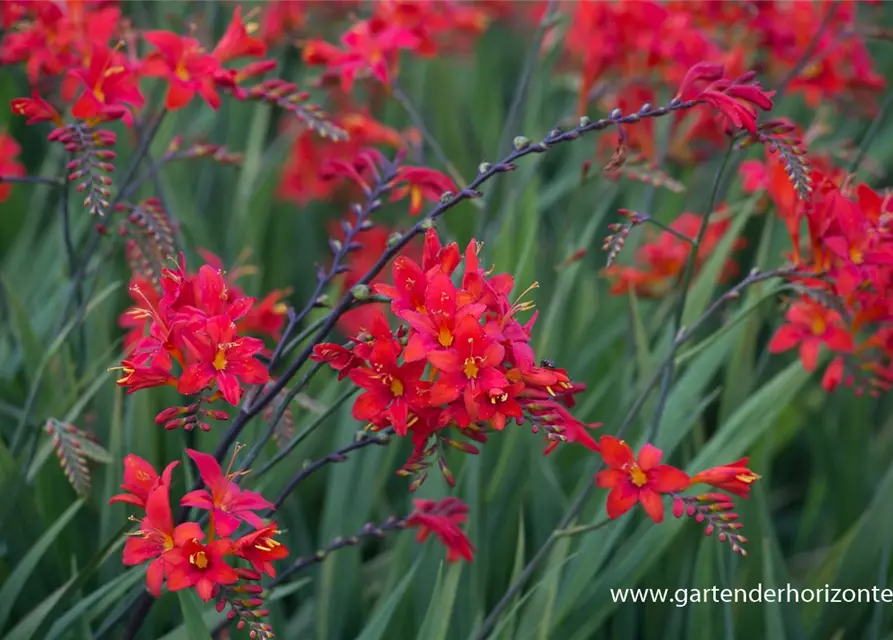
2,2 -> 893,639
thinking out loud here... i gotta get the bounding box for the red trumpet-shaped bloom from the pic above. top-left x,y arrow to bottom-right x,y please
595,436 -> 690,523
234,523 -> 290,577
180,449 -> 274,537
164,536 -> 239,602
178,314 -> 269,406
109,456 -> 179,509
406,497 -> 474,563
690,458 -> 760,499
121,483 -> 204,597
767,299 -> 854,372
142,31 -> 222,110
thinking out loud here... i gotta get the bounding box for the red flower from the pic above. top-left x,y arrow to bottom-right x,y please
233,523 -> 290,577
109,455 -> 179,509
428,315 -> 507,419
116,358 -> 178,394
0,133 -> 25,202
69,46 -> 144,125
767,299 -> 854,372
178,314 -> 269,405
690,458 -> 760,499
595,436 -> 690,523
212,6 -> 267,63
676,63 -> 775,134
122,483 -> 204,597
165,536 -> 239,601
405,497 -> 474,562
142,31 -> 222,110
180,448 -> 274,537
391,166 -> 457,216
10,92 -> 63,126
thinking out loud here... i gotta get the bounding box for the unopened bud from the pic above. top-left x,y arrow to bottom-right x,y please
579,115 -> 591,127
351,284 -> 370,300
513,136 -> 530,150
478,161 -> 491,174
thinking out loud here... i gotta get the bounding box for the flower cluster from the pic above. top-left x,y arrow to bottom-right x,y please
764,172 -> 893,394
302,1 -> 494,92
550,0 -> 881,162
314,227 -> 601,486
604,210 -> 745,297
116,254 -> 286,424
109,451 -> 286,604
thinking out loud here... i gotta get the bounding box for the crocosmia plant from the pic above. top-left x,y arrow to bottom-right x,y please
2,1 -> 893,638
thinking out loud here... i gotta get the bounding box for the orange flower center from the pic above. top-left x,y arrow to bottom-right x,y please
850,247 -> 864,264
189,551 -> 209,569
463,357 -> 480,379
213,349 -> 228,371
175,61 -> 191,81
438,326 -> 453,347
389,377 -> 404,396
627,464 -> 648,487
810,315 -> 827,336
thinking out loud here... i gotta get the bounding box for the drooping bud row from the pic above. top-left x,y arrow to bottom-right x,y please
672,493 -> 749,556
49,123 -> 117,216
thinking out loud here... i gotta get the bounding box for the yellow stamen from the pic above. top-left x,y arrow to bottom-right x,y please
463,357 -> 479,379
438,326 -> 453,347
213,349 -> 228,371
189,551 -> 209,569
628,464 -> 648,487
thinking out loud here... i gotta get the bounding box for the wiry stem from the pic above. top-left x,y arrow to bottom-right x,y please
646,141 -> 735,441
271,429 -> 393,510
471,265 -> 799,640
0,174 -> 64,186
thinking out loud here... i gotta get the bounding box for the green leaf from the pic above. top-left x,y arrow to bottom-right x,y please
355,560 -> 420,640
46,567 -> 143,639
417,561 -> 463,640
0,498 -> 84,631
0,577 -> 75,640
177,589 -> 214,640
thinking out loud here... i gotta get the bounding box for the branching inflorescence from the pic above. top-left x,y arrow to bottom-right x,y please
1,1 -> 891,639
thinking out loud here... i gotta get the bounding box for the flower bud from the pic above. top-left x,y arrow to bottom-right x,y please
351,284 -> 370,300
513,136 -> 530,150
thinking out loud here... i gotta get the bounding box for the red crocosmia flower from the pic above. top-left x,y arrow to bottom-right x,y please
475,381 -> 524,431
122,484 -> 204,597
311,342 -> 362,380
116,358 -> 178,393
178,314 -> 269,405
767,299 -> 854,372
10,92 -> 64,126
595,436 -> 690,523
180,448 -> 274,537
165,536 -> 239,601
400,273 -> 486,362
212,6 -> 267,63
676,64 -> 775,134
109,456 -> 179,509
428,315 -> 508,420
234,523 -> 289,577
348,350 -> 427,436
0,133 -> 25,202
391,166 -> 458,216
690,457 -> 760,499
822,356 -> 846,392
143,31 -> 223,110
69,46 -> 144,125
405,497 -> 474,563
